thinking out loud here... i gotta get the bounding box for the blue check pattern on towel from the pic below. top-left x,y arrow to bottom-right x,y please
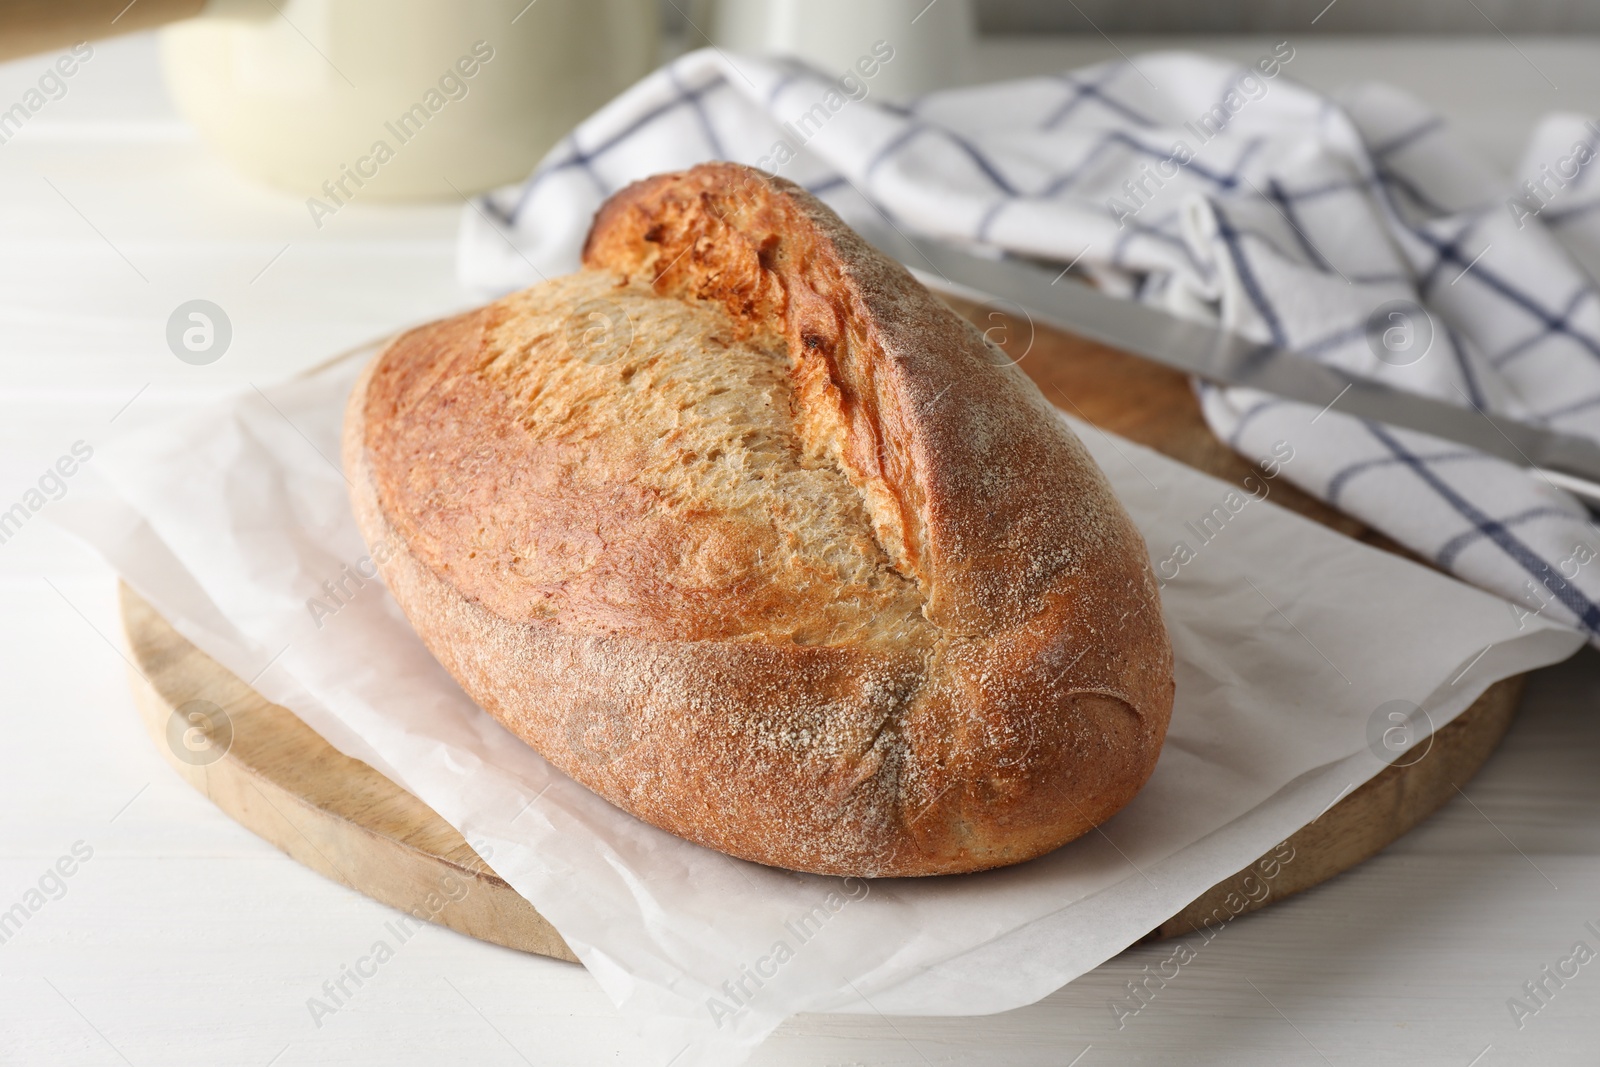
459,48 -> 1600,645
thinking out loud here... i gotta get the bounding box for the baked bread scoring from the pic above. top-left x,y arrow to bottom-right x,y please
344,162 -> 1174,876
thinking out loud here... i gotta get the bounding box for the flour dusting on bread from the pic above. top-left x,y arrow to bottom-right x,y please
345,162 -> 1174,876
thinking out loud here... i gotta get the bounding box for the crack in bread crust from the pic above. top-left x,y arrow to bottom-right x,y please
585,167 -> 933,601
347,163 -> 1176,877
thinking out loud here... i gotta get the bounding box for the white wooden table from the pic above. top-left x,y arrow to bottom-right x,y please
2,29 -> 1598,1066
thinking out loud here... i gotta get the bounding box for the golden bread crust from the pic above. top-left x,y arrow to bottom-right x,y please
345,163 -> 1174,876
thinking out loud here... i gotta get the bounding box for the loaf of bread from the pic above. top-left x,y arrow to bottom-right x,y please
343,162 -> 1174,877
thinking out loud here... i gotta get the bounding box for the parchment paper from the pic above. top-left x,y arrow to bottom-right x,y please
55,345 -> 1584,1065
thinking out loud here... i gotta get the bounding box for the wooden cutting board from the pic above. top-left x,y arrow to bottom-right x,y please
118,303 -> 1525,958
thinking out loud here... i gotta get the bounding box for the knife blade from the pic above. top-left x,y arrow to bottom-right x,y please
852,218 -> 1600,510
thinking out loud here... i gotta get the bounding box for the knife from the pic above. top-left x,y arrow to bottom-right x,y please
852,219 -> 1600,511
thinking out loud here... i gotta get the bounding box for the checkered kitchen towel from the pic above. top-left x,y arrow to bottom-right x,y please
459,47 -> 1600,644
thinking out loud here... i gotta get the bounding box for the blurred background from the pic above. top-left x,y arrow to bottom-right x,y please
4,0 -> 1593,206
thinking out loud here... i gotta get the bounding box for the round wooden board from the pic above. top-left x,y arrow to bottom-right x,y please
119,306 -> 1527,958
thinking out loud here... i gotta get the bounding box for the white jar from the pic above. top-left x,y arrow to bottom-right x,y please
162,0 -> 659,200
